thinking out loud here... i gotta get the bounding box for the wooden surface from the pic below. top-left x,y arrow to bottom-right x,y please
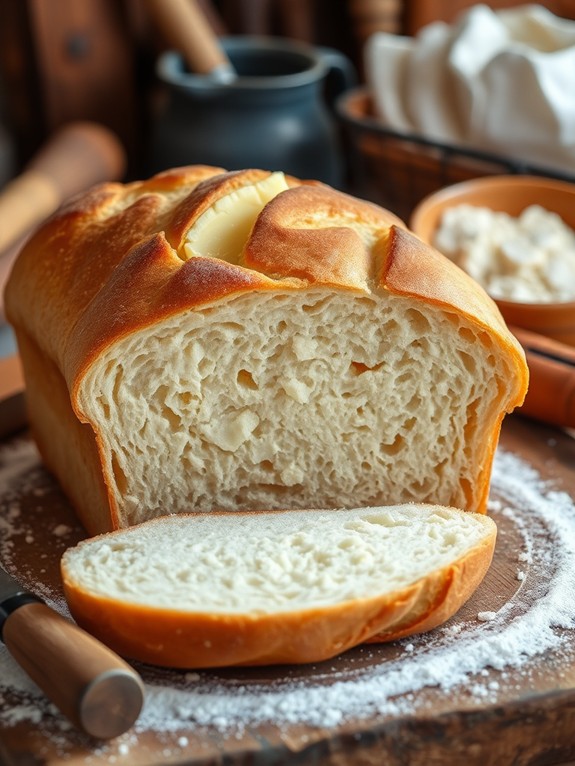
1,377 -> 575,764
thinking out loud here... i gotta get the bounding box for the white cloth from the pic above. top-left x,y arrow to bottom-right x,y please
365,4 -> 575,174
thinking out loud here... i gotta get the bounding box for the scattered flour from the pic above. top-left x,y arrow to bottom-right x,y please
477,611 -> 497,622
52,524 -> 72,538
1,437 -> 575,743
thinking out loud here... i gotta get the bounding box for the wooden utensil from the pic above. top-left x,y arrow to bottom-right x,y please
0,565 -> 145,739
511,325 -> 575,430
144,0 -> 236,81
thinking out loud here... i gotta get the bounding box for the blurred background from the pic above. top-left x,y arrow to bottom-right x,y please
1,0 -> 573,182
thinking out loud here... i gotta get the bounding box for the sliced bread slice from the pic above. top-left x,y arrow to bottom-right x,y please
61,505 -> 496,668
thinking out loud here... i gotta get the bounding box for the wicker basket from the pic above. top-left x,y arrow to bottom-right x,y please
337,88 -> 575,221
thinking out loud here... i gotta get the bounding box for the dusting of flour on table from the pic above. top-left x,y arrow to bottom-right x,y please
1,437 -> 575,740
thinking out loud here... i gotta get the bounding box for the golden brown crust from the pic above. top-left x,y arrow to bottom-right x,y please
243,185 -> 402,288
61,522 -> 496,668
12,330 -> 115,532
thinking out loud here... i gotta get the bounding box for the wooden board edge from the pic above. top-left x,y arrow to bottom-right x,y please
0,355 -> 27,438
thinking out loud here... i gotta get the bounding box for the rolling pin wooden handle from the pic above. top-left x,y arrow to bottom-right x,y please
2,600 -> 144,739
0,121 -> 126,255
145,0 -> 235,80
510,325 -> 575,429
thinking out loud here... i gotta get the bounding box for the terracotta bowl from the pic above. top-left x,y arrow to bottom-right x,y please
410,175 -> 575,347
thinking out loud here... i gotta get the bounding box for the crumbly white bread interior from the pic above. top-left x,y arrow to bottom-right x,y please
61,505 -> 495,612
77,287 -> 510,526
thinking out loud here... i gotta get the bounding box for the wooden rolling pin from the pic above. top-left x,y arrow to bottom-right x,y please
0,121 -> 126,257
144,0 -> 236,81
511,325 -> 575,430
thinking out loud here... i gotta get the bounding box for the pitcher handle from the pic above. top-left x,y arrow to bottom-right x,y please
317,47 -> 358,104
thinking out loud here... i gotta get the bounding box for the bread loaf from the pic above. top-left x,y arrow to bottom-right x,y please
4,166 -> 528,534
61,504 -> 497,668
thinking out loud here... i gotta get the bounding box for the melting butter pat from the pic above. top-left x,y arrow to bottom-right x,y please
184,172 -> 289,264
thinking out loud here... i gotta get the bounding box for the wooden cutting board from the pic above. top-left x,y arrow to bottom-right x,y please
1,363 -> 575,765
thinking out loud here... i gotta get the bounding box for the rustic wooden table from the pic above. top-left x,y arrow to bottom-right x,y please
1,355 -> 575,765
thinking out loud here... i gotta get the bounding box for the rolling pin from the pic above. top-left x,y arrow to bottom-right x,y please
144,0 -> 236,81
511,325 -> 575,430
0,565 -> 144,738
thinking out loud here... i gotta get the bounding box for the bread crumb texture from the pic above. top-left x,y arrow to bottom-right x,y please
83,289 -> 509,525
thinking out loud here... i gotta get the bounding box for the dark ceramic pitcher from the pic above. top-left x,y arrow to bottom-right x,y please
149,36 -> 356,187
